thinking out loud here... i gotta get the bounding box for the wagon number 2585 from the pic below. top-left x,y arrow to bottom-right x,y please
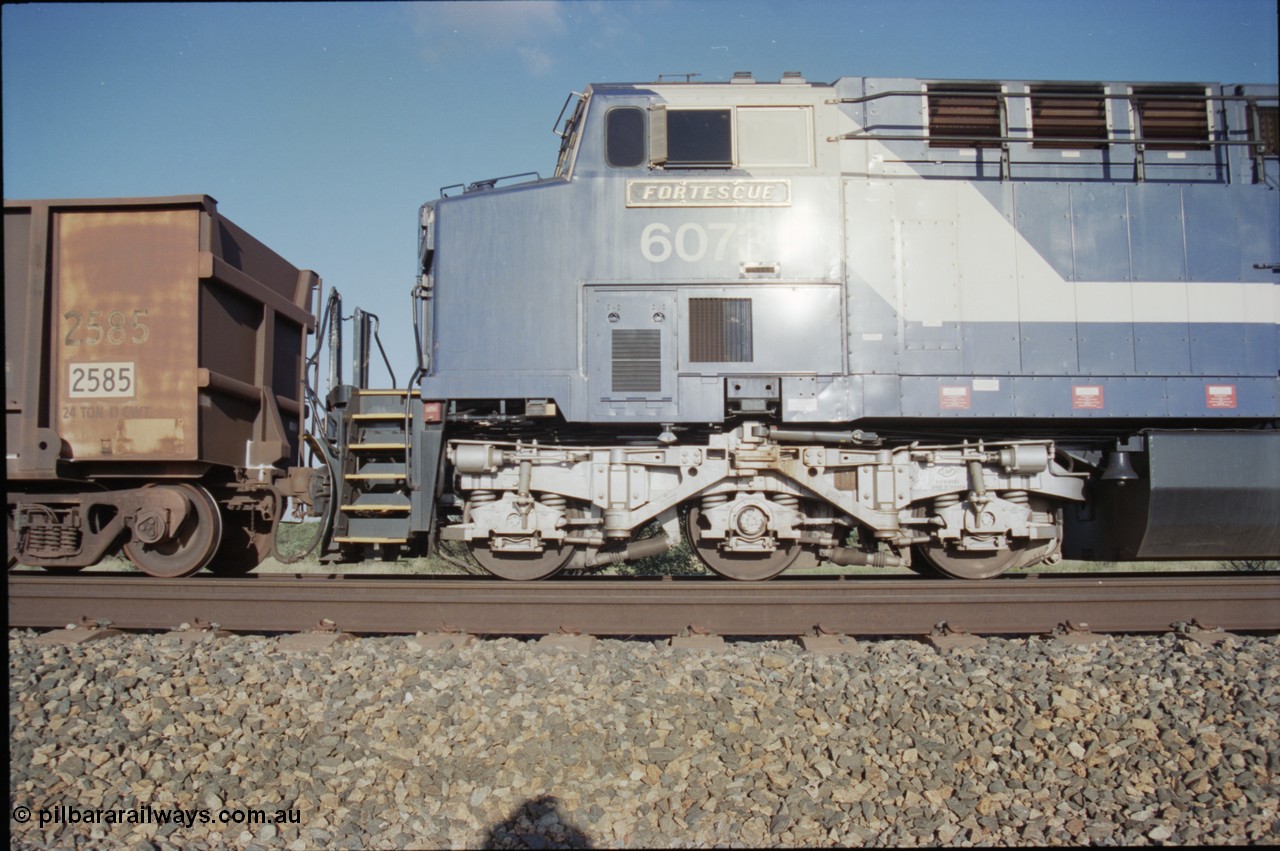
68,363 -> 135,398
63,309 -> 149,346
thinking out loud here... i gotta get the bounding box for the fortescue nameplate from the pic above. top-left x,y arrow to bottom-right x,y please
626,179 -> 791,207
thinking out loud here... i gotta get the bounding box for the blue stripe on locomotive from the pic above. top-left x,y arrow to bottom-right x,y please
418,76 -> 1278,424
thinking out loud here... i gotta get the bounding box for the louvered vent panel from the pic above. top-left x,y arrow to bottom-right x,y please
611,329 -> 662,393
927,84 -> 1002,148
1133,87 -> 1210,150
1254,106 -> 1279,157
689,298 -> 753,363
1030,86 -> 1108,149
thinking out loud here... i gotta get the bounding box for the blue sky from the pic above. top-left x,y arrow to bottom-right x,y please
4,0 -> 1277,380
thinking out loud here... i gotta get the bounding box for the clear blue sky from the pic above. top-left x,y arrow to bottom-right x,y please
5,0 -> 1277,381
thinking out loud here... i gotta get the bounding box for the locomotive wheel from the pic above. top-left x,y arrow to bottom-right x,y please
686,505 -> 800,581
917,498 -> 1062,580
206,514 -> 272,576
123,484 -> 222,578
468,538 -> 576,581
913,542 -> 1026,580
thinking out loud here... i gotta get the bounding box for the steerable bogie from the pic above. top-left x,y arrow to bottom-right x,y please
439,423 -> 1083,580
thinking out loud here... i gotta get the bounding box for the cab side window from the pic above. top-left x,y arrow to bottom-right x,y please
642,104 -> 813,169
666,109 -> 733,166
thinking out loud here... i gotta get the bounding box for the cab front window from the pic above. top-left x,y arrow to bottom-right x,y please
606,107 -> 647,167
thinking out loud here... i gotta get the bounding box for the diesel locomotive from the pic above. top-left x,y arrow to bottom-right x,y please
7,72 -> 1280,580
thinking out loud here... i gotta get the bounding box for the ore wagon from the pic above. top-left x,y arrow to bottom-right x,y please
5,195 -> 317,576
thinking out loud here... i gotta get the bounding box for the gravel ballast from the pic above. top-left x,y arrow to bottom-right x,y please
9,629 -> 1280,848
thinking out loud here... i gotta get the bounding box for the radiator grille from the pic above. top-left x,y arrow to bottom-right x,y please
689,298 -> 753,363
611,329 -> 662,393
1030,86 -> 1108,149
1132,86 -> 1210,150
927,84 -> 1002,148
1254,106 -> 1278,157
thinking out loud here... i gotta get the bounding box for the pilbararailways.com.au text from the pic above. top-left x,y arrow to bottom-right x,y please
14,803 -> 301,830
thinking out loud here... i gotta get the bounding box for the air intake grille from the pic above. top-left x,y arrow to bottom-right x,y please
689,298 -> 753,363
611,329 -> 662,393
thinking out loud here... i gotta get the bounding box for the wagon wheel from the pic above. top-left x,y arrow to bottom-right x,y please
123,484 -> 222,578
685,505 -> 799,581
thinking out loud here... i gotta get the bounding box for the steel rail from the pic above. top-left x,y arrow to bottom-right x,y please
8,572 -> 1280,637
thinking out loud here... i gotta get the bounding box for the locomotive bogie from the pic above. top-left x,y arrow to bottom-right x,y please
441,425 -> 1086,579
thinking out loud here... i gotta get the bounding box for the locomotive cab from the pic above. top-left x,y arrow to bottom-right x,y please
418,75 -> 851,429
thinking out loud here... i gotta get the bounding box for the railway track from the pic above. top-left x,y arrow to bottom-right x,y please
9,571 -> 1280,638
